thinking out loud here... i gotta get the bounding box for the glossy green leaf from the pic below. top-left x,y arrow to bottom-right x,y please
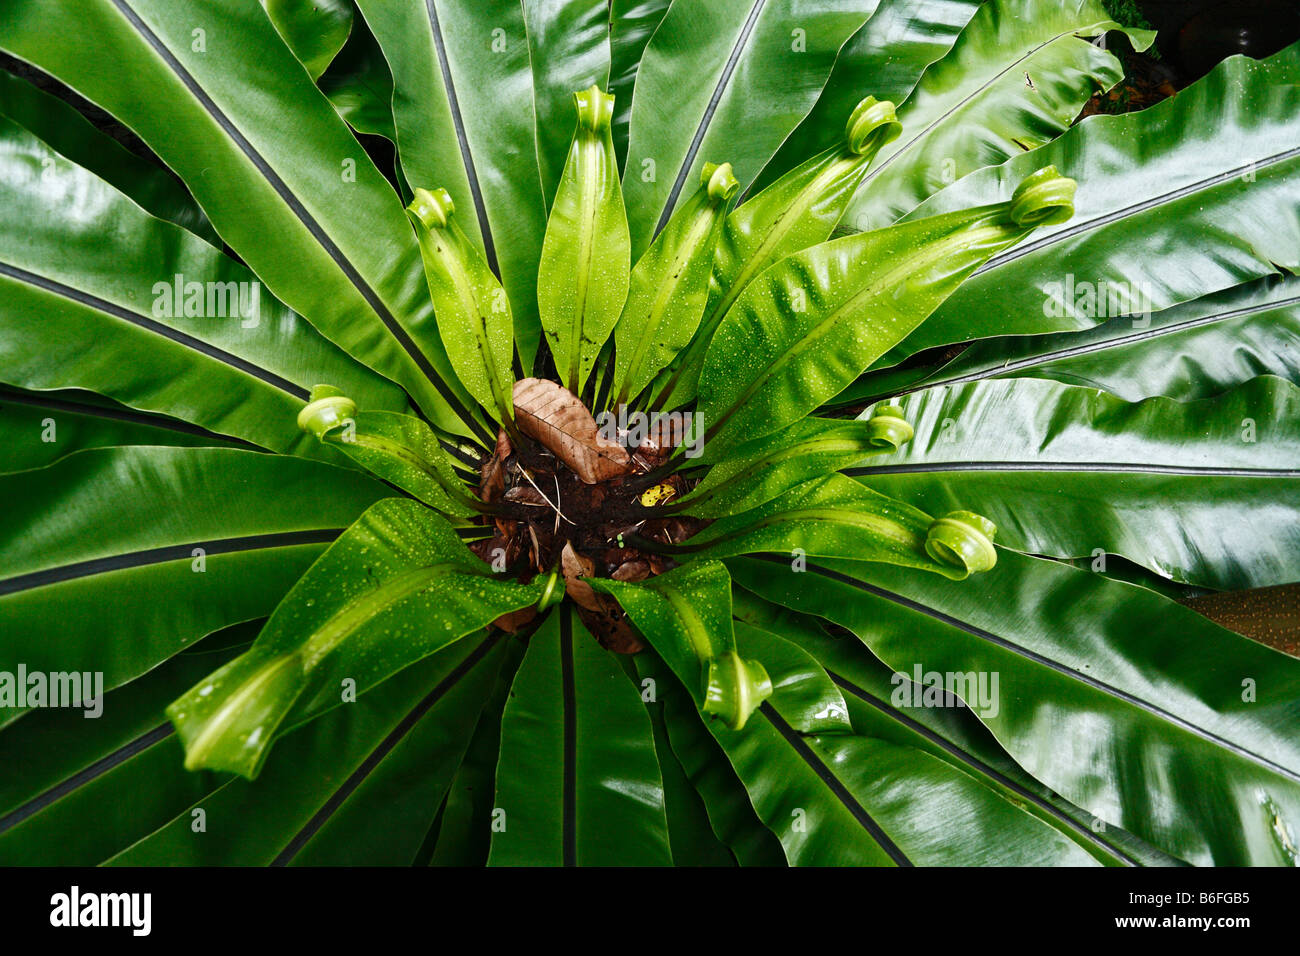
0,0 -> 481,435
0,623 -> 251,865
0,447 -> 389,728
263,0 -> 354,81
284,638 -> 509,866
539,87 -> 631,395
426,637 -> 527,866
593,561 -> 772,730
0,69 -> 216,242
842,0 -> 1150,233
684,473 -> 998,581
612,162 -> 737,407
905,274 -> 1300,404
633,652 -> 787,865
111,636 -> 505,865
754,0 -> 982,188
730,552 -> 1300,866
317,19 -> 400,149
657,96 -> 902,408
407,187 -> 517,425
622,0 -> 873,257
167,498 -> 541,778
355,0 -> 548,371
670,409 -> 913,518
298,391 -> 481,517
608,0 -> 672,166
523,0 -> 612,209
0,113 -> 409,459
0,387 -> 238,473
730,587 -> 1180,866
902,44 -> 1300,359
639,662 -> 738,866
856,376 -> 1300,589
684,620 -> 1096,865
698,168 -> 1075,454
487,609 -> 673,866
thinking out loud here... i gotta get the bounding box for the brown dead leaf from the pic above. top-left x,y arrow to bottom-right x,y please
561,541 -> 601,611
478,428 -> 512,503
513,377 -> 632,484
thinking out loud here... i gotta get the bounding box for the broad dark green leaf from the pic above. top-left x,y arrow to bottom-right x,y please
0,387 -> 238,473
488,609 -> 673,866
0,69 -> 216,242
0,623 -> 249,865
0,113 -> 409,458
753,0 -> 982,188
622,0 -> 874,257
108,636 -> 506,865
355,0 -> 549,371
730,552 -> 1300,865
263,0 -> 354,81
317,18 -> 400,149
639,660 -> 738,866
167,498 -> 541,778
523,0 -> 612,209
633,652 -> 787,865
284,638 -> 508,866
0,0 -> 481,435
426,636 -> 527,866
901,44 -> 1300,359
853,376 -> 1300,589
902,274 -> 1300,404
841,0 -> 1150,232
673,619 -> 1096,865
608,0 -> 672,167
731,586 -> 1183,866
0,447 -> 389,727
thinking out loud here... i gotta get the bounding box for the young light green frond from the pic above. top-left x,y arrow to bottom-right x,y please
407,187 -> 517,429
611,160 -> 738,408
696,166 -> 1076,456
298,386 -> 482,517
538,85 -> 631,395
167,498 -> 544,778
593,561 -> 772,730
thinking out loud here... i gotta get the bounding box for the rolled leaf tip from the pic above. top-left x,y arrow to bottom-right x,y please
298,386 -> 357,439
846,96 -> 902,156
925,510 -> 998,576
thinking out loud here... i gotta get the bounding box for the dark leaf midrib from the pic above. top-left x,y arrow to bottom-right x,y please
0,259 -> 307,400
0,722 -> 174,838
654,0 -> 767,236
105,0 -> 480,429
825,670 -> 1139,865
760,701 -> 912,866
848,461 -> 1300,478
792,558 -> 1300,786
973,144 -> 1300,274
0,528 -> 345,597
0,385 -> 261,450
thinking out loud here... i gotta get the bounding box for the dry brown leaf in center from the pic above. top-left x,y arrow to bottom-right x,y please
512,377 -> 632,484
